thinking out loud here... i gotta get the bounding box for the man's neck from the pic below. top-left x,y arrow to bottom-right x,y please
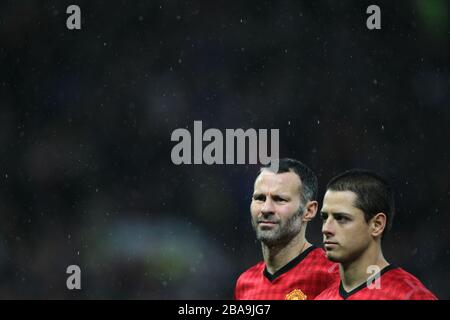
262,231 -> 311,275
340,242 -> 389,292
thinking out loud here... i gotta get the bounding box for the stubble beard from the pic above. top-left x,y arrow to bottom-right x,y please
253,207 -> 304,247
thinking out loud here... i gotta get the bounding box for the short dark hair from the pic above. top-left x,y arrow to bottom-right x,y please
261,158 -> 318,204
326,169 -> 395,235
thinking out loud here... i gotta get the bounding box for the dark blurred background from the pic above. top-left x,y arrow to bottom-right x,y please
0,0 -> 448,299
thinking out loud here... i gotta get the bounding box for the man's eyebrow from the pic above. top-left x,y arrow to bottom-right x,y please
272,193 -> 288,198
320,211 -> 352,217
332,212 -> 353,217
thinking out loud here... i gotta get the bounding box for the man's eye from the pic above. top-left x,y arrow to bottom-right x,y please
335,215 -> 349,222
321,214 -> 328,221
253,196 -> 264,201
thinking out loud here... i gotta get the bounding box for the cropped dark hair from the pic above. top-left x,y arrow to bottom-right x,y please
326,169 -> 395,235
261,158 -> 318,204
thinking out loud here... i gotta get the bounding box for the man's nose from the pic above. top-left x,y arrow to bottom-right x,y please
261,198 -> 275,214
322,218 -> 334,237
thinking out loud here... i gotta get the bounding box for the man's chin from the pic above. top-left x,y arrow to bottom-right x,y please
257,233 -> 295,248
326,251 -> 350,264
325,251 -> 341,262
256,232 -> 279,245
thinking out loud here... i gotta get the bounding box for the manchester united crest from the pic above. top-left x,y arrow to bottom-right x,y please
285,289 -> 307,300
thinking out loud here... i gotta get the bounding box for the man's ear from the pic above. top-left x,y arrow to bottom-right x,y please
370,212 -> 387,238
302,201 -> 318,222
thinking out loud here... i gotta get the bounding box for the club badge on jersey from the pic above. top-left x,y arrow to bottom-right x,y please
285,289 -> 307,300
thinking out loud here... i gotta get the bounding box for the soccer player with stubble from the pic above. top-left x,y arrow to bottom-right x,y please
234,159 -> 339,300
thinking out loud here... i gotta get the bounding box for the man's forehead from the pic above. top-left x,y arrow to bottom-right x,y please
254,170 -> 302,191
321,190 -> 358,212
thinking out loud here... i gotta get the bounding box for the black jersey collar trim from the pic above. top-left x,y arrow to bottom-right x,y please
339,264 -> 398,299
263,245 -> 317,282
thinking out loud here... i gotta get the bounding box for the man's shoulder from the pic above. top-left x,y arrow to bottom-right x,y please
307,246 -> 330,260
382,267 -> 437,300
236,261 -> 265,282
303,246 -> 339,271
314,281 -> 340,300
383,267 -> 427,287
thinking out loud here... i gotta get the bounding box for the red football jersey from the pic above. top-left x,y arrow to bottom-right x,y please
234,246 -> 339,300
315,265 -> 437,300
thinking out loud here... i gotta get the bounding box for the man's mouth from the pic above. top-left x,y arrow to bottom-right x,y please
258,220 -> 278,227
324,241 -> 339,249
